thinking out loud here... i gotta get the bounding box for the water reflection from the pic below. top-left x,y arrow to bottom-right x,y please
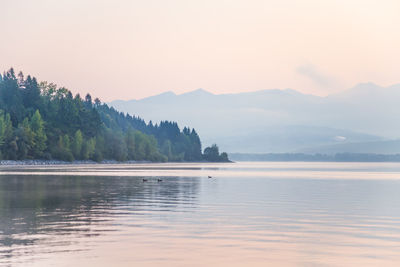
1,163 -> 400,266
0,174 -> 200,266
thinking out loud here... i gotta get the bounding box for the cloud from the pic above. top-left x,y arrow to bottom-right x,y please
296,64 -> 337,89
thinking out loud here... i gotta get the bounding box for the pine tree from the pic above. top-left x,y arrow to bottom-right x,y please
30,110 -> 47,157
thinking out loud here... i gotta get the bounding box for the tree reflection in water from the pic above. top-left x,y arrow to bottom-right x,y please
0,174 -> 200,261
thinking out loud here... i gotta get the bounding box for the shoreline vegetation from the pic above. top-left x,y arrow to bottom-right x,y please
0,68 -> 229,163
0,159 -> 233,166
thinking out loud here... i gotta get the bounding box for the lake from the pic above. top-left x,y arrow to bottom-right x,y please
1,162 -> 400,266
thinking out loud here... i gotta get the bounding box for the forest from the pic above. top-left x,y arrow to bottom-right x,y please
0,68 -> 229,162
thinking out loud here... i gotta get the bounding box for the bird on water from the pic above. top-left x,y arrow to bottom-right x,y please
208,176 -> 212,178
142,178 -> 148,182
157,179 -> 163,182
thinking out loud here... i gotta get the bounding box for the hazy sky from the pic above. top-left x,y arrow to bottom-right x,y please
1,0 -> 399,101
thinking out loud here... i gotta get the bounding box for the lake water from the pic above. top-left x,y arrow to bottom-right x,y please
1,162 -> 400,266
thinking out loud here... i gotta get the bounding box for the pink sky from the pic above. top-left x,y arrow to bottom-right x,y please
1,0 -> 400,101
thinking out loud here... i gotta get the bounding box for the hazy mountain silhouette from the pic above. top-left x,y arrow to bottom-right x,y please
109,83 -> 400,153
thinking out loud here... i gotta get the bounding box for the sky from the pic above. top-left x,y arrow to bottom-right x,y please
1,0 -> 399,101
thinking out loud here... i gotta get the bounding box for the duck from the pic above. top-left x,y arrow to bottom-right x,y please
142,178 -> 148,182
208,176 -> 212,178
157,178 -> 163,182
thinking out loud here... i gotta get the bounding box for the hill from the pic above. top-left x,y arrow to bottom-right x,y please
0,68 -> 228,162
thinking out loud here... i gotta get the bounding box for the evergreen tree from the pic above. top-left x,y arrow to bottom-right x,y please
30,110 -> 47,157
203,144 -> 229,162
1,113 -> 16,159
16,118 -> 35,159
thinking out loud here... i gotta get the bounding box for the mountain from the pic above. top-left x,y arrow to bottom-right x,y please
297,139 -> 400,155
109,83 -> 400,154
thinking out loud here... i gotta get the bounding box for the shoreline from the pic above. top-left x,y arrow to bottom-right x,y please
0,159 -> 233,166
0,160 -> 151,166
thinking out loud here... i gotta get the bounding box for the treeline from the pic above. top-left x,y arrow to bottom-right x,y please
203,144 -> 230,162
0,68 -> 229,162
229,153 -> 400,162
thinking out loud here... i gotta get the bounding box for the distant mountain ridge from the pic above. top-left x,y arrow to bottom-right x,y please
109,83 -> 400,154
